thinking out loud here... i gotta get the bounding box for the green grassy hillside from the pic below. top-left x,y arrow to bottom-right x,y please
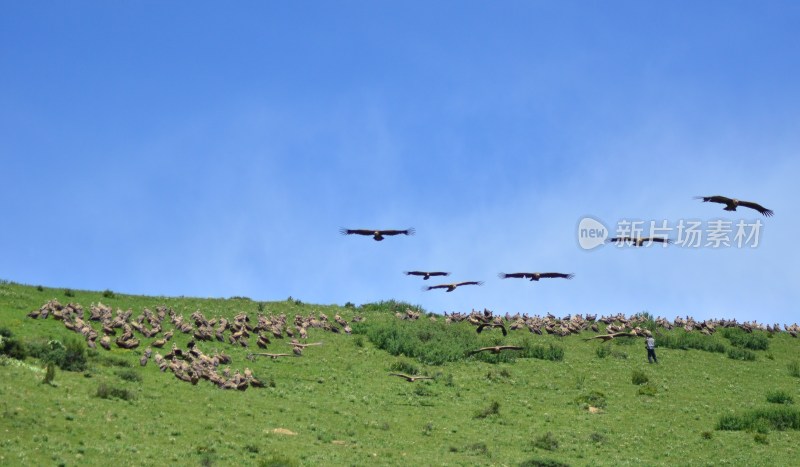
1,280 -> 799,466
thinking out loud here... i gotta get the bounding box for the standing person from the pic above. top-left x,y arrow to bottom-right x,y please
646,335 -> 658,364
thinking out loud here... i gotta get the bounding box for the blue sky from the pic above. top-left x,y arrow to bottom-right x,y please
2,2 -> 799,324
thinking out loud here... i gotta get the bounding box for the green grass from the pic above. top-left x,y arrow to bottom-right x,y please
1,280 -> 800,465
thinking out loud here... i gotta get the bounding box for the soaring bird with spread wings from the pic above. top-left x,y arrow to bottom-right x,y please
608,237 -> 672,247
389,373 -> 434,382
404,271 -> 450,280
340,228 -> 415,241
498,272 -> 574,281
468,345 -> 523,355
424,281 -> 483,292
695,196 -> 774,217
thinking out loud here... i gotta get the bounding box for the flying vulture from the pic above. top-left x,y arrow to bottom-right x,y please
424,281 -> 483,292
404,271 -> 450,280
498,272 -> 574,281
695,196 -> 773,217
340,228 -> 415,241
468,345 -> 523,355
583,332 -> 635,342
608,237 -> 672,247
389,373 -> 434,382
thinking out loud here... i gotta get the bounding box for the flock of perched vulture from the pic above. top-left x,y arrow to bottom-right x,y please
26,299 -> 361,390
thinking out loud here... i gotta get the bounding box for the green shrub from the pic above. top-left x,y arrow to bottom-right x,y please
717,406 -> 800,431
0,328 -> 27,360
700,431 -> 713,440
389,360 -> 419,375
358,299 -> 425,315
474,401 -> 500,419
531,432 -> 559,451
658,330 -> 726,353
359,319 -> 504,365
631,370 -> 649,385
102,289 -> 115,298
42,362 -> 56,386
595,345 -> 611,359
64,289 -> 75,297
29,337 -> 87,372
116,369 -> 143,383
788,361 -> 800,378
727,348 -> 756,361
96,383 -> 136,401
638,383 -> 657,396
521,341 -> 565,362
575,391 -> 607,409
754,432 -> 769,444
766,390 -> 793,405
36,285 -> 44,292
720,328 -> 769,351
519,458 -> 570,467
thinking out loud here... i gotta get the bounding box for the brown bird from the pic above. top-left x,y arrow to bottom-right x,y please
476,323 -> 507,336
583,332 -> 635,342
248,352 -> 292,359
608,237 -> 672,247
499,272 -> 574,281
424,281 -> 483,292
468,345 -> 523,355
404,271 -> 450,280
389,373 -> 434,382
695,195 -> 773,217
340,228 -> 415,241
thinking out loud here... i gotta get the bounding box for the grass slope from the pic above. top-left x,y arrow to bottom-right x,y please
1,281 -> 799,466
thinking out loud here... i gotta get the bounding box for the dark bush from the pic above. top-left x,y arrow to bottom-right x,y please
595,345 -> 611,359
638,383 -> 657,396
721,328 -> 769,351
631,370 -> 649,385
116,369 -> 142,383
102,289 -> 115,298
657,330 -> 726,353
727,348 -> 756,361
474,401 -> 500,419
717,407 -> 800,431
766,391 -> 793,405
532,432 -> 559,451
576,391 -> 607,408
788,361 -> 800,378
96,383 -> 136,401
29,337 -> 87,372
64,289 -> 75,297
519,458 -> 570,467
0,328 -> 27,360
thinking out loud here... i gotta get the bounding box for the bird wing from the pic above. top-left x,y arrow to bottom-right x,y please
499,346 -> 523,350
389,373 -> 411,380
540,273 -> 574,279
404,271 -> 425,276
498,272 -> 527,279
340,228 -> 373,236
695,195 -> 732,205
738,200 -> 774,217
607,237 -> 629,243
380,228 -> 415,236
457,281 -> 483,287
424,284 -> 449,291
647,238 -> 673,244
428,271 -> 450,277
